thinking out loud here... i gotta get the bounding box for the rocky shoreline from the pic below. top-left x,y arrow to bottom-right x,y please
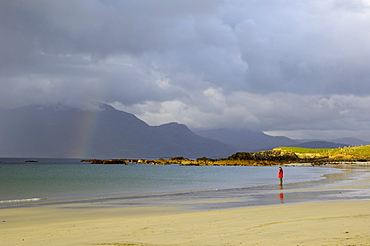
81,150 -> 370,166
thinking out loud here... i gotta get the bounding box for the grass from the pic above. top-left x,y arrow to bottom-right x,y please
274,145 -> 370,159
275,147 -> 332,154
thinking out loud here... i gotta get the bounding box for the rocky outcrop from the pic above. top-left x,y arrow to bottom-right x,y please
81,150 -> 301,166
81,147 -> 370,166
227,150 -> 299,162
81,159 -> 127,164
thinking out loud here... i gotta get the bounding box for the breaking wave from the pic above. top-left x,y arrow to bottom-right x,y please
0,197 -> 45,204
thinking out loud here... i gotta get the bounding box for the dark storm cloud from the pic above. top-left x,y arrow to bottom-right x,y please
1,0 -> 370,139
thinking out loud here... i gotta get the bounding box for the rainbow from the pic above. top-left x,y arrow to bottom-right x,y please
68,108 -> 101,158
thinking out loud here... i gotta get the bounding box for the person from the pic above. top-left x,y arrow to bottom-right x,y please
278,167 -> 284,186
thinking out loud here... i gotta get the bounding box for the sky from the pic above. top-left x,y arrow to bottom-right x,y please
1,0 -> 370,140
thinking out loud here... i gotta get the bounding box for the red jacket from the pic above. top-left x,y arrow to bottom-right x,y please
278,169 -> 284,178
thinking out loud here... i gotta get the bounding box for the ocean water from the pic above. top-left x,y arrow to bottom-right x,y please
0,158 -> 346,209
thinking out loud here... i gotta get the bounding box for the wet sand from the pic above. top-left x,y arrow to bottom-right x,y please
1,165 -> 370,245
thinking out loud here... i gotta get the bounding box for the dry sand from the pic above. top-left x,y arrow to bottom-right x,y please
1,200 -> 370,245
1,165 -> 370,246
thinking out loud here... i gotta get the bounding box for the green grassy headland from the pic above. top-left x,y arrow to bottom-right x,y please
274,145 -> 370,160
82,145 -> 370,166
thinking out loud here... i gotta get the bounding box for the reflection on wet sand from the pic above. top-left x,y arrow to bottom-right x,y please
279,192 -> 284,203
279,184 -> 284,203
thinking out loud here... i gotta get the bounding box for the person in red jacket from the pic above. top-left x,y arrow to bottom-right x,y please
278,167 -> 284,187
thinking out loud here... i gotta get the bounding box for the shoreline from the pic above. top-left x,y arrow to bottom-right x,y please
1,164 -> 370,245
0,164 -> 354,210
0,163 -> 367,209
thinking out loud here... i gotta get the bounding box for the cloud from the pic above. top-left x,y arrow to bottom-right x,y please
1,0 -> 370,139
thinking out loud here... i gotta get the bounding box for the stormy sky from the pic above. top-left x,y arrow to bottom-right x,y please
1,0 -> 370,140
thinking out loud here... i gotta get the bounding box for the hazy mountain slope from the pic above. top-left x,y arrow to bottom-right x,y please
329,137 -> 370,146
194,128 -> 299,152
287,141 -> 348,149
0,105 -> 236,158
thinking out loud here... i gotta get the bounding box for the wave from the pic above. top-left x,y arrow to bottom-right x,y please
0,197 -> 46,204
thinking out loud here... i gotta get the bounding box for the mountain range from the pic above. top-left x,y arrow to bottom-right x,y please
0,104 -> 236,159
193,128 -> 298,152
193,128 -> 369,152
0,104 -> 368,159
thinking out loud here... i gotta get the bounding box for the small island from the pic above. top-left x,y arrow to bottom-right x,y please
81,145 -> 370,166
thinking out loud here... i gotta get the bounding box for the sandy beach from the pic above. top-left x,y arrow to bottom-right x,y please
1,165 -> 370,246
1,200 -> 370,245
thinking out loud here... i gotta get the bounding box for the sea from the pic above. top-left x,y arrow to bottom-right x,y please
0,158 -> 367,210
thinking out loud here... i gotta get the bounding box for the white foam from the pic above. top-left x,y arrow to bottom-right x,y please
0,198 -> 43,203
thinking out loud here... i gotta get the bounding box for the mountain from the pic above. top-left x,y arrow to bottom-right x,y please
287,141 -> 348,149
0,104 -> 236,159
329,137 -> 370,146
193,128 -> 365,151
193,128 -> 299,152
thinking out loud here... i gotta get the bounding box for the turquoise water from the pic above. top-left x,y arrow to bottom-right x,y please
0,158 -> 343,208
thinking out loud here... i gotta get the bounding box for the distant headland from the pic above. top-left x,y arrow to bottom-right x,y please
81,145 -> 370,166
